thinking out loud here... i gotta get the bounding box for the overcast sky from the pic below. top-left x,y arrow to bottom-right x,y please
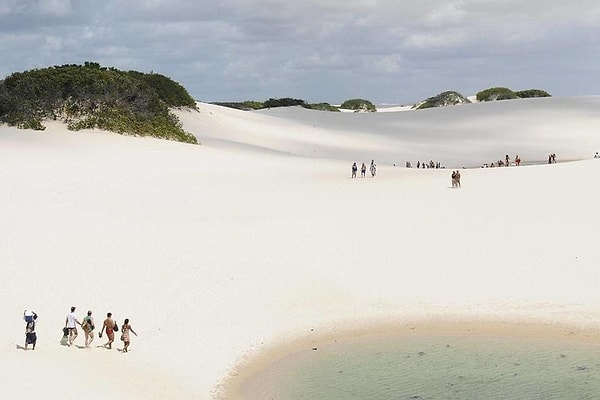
1,0 -> 599,104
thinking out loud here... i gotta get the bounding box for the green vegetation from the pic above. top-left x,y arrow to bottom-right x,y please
414,91 -> 471,109
0,62 -> 198,144
263,97 -> 306,108
306,103 -> 340,112
515,89 -> 551,98
476,87 -> 519,102
340,98 -> 377,112
476,87 -> 551,102
213,98 -> 340,112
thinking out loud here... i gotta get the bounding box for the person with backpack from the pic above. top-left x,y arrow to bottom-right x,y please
24,310 -> 38,350
81,310 -> 95,348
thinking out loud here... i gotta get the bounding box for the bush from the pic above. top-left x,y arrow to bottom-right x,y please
340,98 -> 376,112
304,103 -> 340,112
0,63 -> 198,144
263,98 -> 307,108
476,87 -> 518,102
515,89 -> 551,98
414,91 -> 471,109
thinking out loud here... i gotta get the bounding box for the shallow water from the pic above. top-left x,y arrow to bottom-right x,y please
241,334 -> 600,400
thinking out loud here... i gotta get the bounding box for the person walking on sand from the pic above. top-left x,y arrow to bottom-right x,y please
121,318 -> 137,353
81,310 -> 95,348
370,160 -> 377,177
99,312 -> 118,349
24,311 -> 38,350
65,306 -> 81,347
351,162 -> 357,178
451,171 -> 457,188
456,170 -> 461,188
361,163 -> 367,177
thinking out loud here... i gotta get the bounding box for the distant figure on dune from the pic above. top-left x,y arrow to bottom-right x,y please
351,162 -> 358,178
361,163 -> 367,177
370,160 -> 376,177
121,318 -> 137,353
451,170 -> 461,188
515,155 -> 521,166
65,306 -> 81,347
24,310 -> 38,350
99,312 -> 118,349
595,152 -> 599,158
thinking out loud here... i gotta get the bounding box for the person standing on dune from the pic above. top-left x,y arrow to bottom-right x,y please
65,306 -> 81,347
121,318 -> 137,353
99,312 -> 118,349
81,310 -> 95,348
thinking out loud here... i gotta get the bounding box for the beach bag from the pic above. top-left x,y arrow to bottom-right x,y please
113,323 -> 119,332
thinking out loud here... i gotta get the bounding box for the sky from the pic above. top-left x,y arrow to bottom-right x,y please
1,0 -> 600,104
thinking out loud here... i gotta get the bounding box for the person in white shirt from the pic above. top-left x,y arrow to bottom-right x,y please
64,306 -> 81,347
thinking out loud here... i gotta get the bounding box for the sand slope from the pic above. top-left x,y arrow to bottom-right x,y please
2,97 -> 600,399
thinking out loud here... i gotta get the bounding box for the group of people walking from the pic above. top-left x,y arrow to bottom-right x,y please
23,306 -> 137,352
64,307 -> 137,352
351,160 -> 377,178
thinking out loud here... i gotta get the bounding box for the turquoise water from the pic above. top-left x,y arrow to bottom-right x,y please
242,335 -> 600,399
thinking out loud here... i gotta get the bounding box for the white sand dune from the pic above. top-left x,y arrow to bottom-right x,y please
2,97 -> 600,399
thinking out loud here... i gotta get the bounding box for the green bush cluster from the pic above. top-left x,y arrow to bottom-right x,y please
476,87 -> 551,102
415,91 -> 471,110
213,98 -> 340,112
514,89 -> 551,98
476,87 -> 519,102
339,98 -> 377,112
0,62 -> 198,144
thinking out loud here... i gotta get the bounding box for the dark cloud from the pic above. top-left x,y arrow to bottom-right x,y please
1,0 -> 600,103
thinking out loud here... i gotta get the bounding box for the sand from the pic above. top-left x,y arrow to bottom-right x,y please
2,96 -> 600,399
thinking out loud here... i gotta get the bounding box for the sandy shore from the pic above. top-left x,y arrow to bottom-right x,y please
2,96 -> 600,399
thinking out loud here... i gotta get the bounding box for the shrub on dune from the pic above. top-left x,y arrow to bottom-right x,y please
340,98 -> 377,112
0,62 -> 198,144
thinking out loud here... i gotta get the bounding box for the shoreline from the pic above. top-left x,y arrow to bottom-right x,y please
218,315 -> 600,400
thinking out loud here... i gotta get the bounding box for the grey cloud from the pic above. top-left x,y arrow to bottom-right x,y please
1,0 -> 600,103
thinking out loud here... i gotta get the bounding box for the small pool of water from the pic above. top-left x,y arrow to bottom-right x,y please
240,333 -> 600,399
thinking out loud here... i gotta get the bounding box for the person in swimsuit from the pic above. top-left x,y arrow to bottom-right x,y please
82,310 -> 95,348
121,318 -> 137,353
99,312 -> 117,349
